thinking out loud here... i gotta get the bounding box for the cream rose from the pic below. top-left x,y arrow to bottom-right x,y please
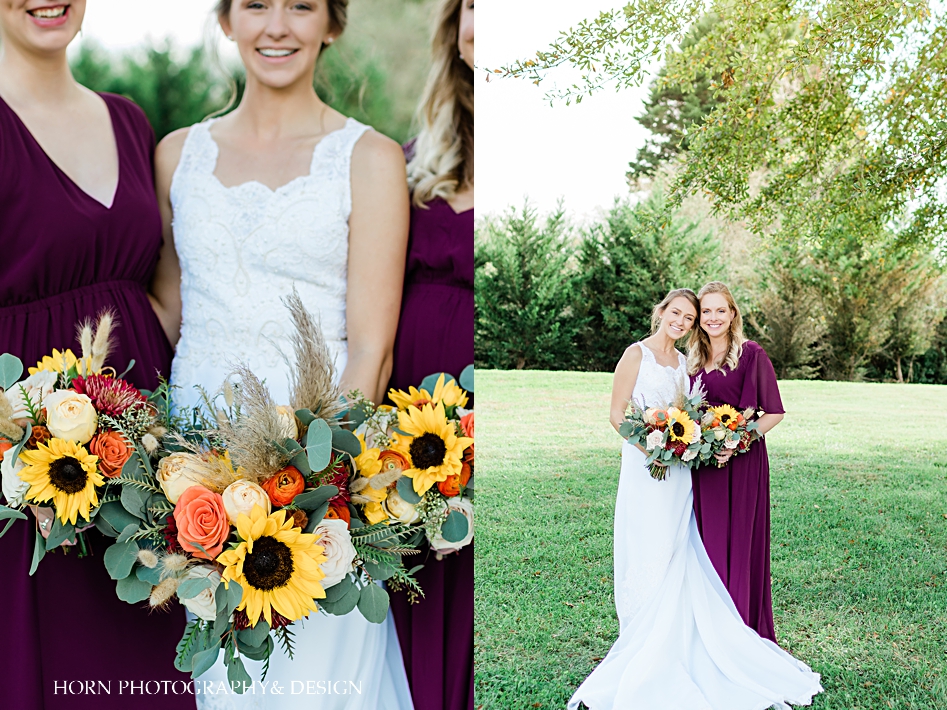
681,448 -> 698,463
724,438 -> 740,450
384,489 -> 419,524
645,430 -> 664,451
1,446 -> 29,507
157,453 -> 215,504
691,421 -> 702,443
314,518 -> 357,588
274,406 -> 298,441
221,480 -> 271,525
429,498 -> 474,556
4,371 -> 57,424
713,428 -> 727,441
179,565 -> 221,622
43,390 -> 98,444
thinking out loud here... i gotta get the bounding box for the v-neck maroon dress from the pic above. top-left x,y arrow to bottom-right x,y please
388,186 -> 474,710
690,340 -> 784,643
0,93 -> 190,709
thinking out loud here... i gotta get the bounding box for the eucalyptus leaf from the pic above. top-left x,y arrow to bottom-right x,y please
357,583 -> 390,624
396,476 -> 422,504
322,575 -> 356,603
290,449 -> 312,476
104,540 -> 139,580
459,364 -> 474,393
191,645 -> 222,679
44,517 -> 76,550
227,654 -> 252,691
306,419 -> 332,471
303,501 -> 330,532
177,576 -> 216,600
363,558 -> 397,581
116,575 -> 153,603
420,372 -> 454,394
115,523 -> 140,544
121,484 -> 150,519
225,581 -> 243,616
295,408 -> 316,426
121,451 -> 144,479
136,563 -> 163,585
441,510 -> 469,543
282,438 -> 303,455
29,528 -> 46,575
0,506 -> 27,522
174,621 -> 205,673
319,581 -> 360,616
237,620 -> 270,648
0,353 -> 23,391
238,635 -> 273,661
293,485 -> 338,513
98,500 -> 140,536
331,428 -> 361,459
11,422 -> 32,464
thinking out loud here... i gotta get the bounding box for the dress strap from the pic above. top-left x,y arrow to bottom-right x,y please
635,341 -> 655,365
311,118 -> 372,217
178,120 -> 219,176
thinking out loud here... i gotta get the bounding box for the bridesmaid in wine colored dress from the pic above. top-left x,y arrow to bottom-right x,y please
388,1 -> 474,708
688,282 -> 785,643
0,3 -> 190,708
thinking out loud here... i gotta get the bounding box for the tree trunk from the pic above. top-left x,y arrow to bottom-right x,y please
895,356 -> 904,383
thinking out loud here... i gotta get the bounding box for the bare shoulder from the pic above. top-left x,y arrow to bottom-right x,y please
155,126 -> 191,179
616,343 -> 643,371
351,128 -> 406,174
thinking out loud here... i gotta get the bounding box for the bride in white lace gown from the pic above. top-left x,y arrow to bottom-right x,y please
569,289 -> 823,710
148,2 -> 414,709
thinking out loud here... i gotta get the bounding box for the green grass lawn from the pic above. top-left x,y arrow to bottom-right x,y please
474,371 -> 947,709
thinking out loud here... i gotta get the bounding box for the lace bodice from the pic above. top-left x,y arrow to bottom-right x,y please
169,117 -> 371,405
630,342 -> 687,409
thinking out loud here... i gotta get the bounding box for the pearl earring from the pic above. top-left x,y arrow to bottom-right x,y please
326,37 -> 334,44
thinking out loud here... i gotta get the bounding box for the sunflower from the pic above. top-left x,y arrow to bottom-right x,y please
666,407 -> 696,444
389,374 -> 469,411
28,349 -> 89,377
392,402 -> 474,495
18,438 -> 104,525
217,505 -> 328,627
711,404 -> 740,428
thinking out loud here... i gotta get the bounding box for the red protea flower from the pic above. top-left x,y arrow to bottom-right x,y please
673,442 -> 688,457
233,608 -> 292,630
163,515 -> 182,552
72,375 -> 147,417
321,455 -> 351,503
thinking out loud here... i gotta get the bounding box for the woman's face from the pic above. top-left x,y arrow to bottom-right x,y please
700,292 -> 733,340
458,0 -> 473,70
660,297 -> 697,341
221,0 -> 335,91
0,1 -> 85,56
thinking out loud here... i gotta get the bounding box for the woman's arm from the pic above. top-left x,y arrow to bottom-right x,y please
610,345 -> 643,434
713,412 -> 784,463
148,128 -> 188,347
341,131 -> 410,404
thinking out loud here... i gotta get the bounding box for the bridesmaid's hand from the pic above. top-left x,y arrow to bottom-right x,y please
714,449 -> 734,465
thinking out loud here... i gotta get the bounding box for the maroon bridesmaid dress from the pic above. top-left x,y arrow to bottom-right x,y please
690,340 -> 784,643
388,184 -> 474,710
0,93 -> 192,709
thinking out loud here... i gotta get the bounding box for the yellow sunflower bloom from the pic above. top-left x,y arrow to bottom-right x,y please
18,438 -> 104,525
217,506 -> 328,627
388,374 -> 469,411
711,404 -> 740,428
666,407 -> 696,444
28,348 -> 84,376
388,385 -> 433,411
392,403 -> 473,496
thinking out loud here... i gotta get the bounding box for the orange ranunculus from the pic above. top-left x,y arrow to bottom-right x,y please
323,500 -> 351,526
460,412 -> 474,439
0,441 -> 11,454
88,430 -> 133,478
378,449 -> 409,477
437,462 -> 472,498
173,486 -> 230,561
261,465 -> 306,507
727,420 -> 738,431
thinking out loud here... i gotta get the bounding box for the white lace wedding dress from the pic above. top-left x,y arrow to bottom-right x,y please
169,117 -> 414,710
569,343 -> 823,710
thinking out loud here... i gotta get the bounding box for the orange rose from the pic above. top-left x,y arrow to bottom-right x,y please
437,462 -> 472,498
88,430 -> 132,478
324,500 -> 351,526
173,486 -> 230,561
460,412 -> 474,438
261,465 -> 306,507
378,450 -> 409,476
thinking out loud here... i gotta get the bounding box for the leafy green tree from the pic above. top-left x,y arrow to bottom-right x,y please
501,0 -> 947,253
574,192 -> 721,371
475,204 -> 585,370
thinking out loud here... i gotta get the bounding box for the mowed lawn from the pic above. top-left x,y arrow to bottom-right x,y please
474,371 -> 947,709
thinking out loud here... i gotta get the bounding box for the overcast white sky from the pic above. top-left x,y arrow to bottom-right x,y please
477,0 -> 654,219
79,0 -> 653,219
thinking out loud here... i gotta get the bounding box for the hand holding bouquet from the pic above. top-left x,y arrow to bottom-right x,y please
695,405 -> 760,467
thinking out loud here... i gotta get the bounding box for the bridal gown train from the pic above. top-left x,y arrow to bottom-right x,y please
569,343 -> 822,710
169,117 -> 414,710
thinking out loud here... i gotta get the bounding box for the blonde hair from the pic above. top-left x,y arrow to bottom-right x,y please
406,0 -> 474,207
687,281 -> 747,375
651,288 -> 700,334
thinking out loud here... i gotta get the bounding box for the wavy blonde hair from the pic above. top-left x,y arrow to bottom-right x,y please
407,0 -> 474,207
687,281 -> 747,375
650,288 -> 700,335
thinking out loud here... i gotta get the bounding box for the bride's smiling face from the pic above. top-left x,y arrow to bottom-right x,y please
700,293 -> 733,340
0,1 -> 85,55
220,0 -> 337,90
659,297 -> 697,340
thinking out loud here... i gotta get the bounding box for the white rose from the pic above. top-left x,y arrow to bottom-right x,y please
221,480 -> 271,525
430,497 -> 474,556
713,428 -> 727,441
681,448 -> 698,463
274,406 -> 298,441
180,565 -> 221,622
645,430 -> 664,451
384,489 -> 419,524
44,390 -> 98,444
157,453 -> 215,504
314,518 -> 356,588
724,438 -> 739,450
1,446 -> 29,507
4,371 -> 57,424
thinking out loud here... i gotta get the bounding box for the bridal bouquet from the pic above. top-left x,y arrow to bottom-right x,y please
99,293 -> 421,689
0,313 -> 166,572
695,404 -> 759,466
620,375 -> 705,480
349,369 -> 475,559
